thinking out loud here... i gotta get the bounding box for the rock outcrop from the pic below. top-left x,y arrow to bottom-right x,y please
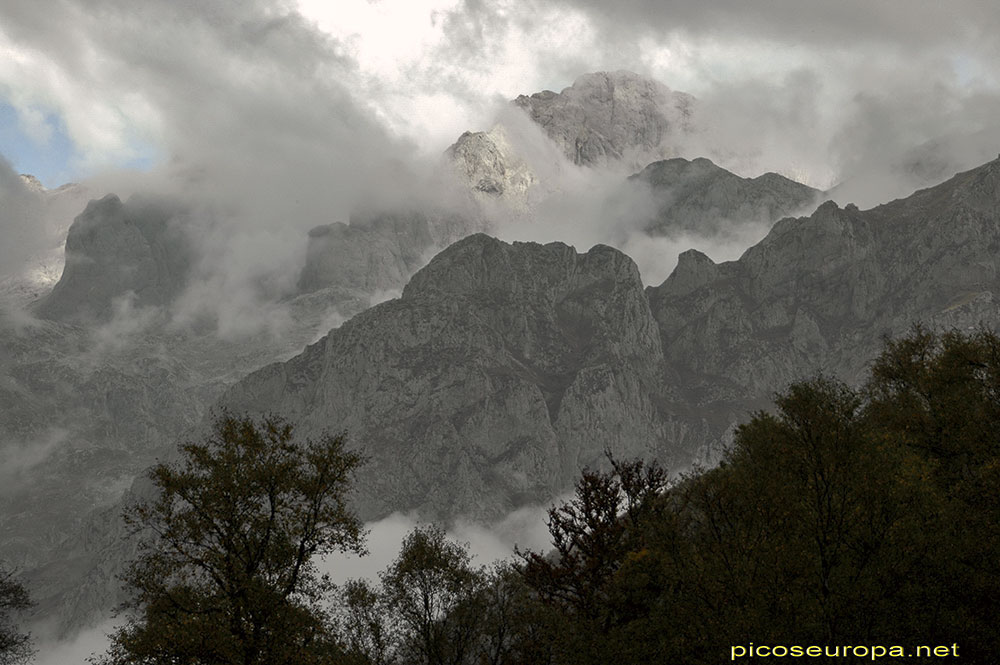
513,71 -> 694,169
34,194 -> 193,322
222,234 -> 705,521
445,126 -> 536,202
649,157 -> 1000,413
634,157 -> 820,234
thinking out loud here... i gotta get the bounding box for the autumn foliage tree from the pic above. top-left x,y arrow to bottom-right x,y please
97,413 -> 366,665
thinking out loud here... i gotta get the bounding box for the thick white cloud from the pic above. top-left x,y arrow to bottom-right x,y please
2,0 -> 1000,319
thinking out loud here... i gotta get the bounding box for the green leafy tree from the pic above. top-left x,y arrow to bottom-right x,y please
517,329 -> 1000,664
0,567 -> 32,665
379,526 -> 484,665
336,578 -> 396,665
97,412 -> 366,665
517,453 -> 668,664
474,562 -> 556,665
863,327 -> 1000,657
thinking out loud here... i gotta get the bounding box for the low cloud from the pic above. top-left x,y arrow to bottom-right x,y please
31,618 -> 113,665
322,502 -> 556,586
0,158 -> 47,279
0,428 -> 69,497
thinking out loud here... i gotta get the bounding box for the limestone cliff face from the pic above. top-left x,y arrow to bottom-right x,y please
634,157 -> 820,234
445,126 -> 536,203
24,157 -> 1000,636
444,71 -> 698,211
513,71 -> 693,169
34,194 -> 193,322
222,234 -> 682,521
649,157 -> 1000,416
297,214 -> 436,295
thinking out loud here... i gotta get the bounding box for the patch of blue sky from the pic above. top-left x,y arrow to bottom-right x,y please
0,101 -> 159,188
951,53 -> 998,90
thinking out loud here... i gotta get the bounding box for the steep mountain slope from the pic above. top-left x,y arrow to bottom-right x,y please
19,156 -> 1000,637
650,157 -> 1000,414
220,234 -> 709,521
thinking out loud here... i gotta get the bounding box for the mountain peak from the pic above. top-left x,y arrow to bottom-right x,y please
402,234 -> 643,301
34,194 -> 192,322
18,173 -> 46,193
512,70 -> 694,168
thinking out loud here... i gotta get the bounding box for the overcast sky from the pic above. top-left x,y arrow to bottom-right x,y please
3,0 -> 1000,304
1,0 -> 998,187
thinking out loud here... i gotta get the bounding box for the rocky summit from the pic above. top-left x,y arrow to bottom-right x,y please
34,194 -> 194,323
513,71 -> 694,168
634,157 -> 820,234
445,126 -> 537,202
220,234 -> 693,522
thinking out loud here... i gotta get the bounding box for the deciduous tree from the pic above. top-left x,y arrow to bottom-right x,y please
97,412 -> 366,665
0,567 -> 32,665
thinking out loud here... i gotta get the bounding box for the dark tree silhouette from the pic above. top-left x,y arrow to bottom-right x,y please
96,412 -> 366,665
0,567 -> 32,665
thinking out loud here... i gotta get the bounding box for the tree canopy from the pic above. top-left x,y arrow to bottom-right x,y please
0,567 -> 32,665
93,328 -> 1000,664
97,412 -> 366,665
506,328 -> 1000,664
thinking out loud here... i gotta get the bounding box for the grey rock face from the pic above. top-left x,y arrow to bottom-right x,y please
445,127 -> 536,201
34,195 -> 193,322
298,214 -> 436,295
649,157 -> 1000,417
513,71 -> 694,168
634,157 -> 820,234
221,234 -> 693,521
22,157 -> 1000,637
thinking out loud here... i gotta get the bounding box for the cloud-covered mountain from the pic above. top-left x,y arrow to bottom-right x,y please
6,70 -> 999,645
513,71 -> 694,169
221,155 -> 1000,524
631,156 -> 819,234
650,156 -> 1000,406
220,234 -> 683,522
